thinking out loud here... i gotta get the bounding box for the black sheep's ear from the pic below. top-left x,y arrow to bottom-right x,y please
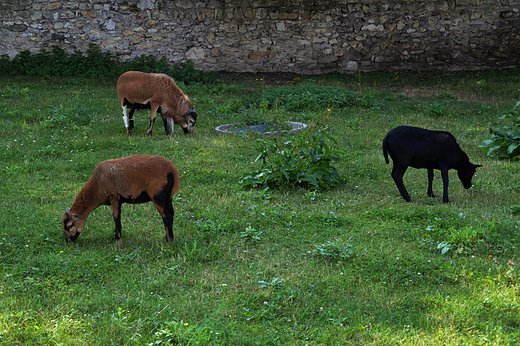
474,164 -> 483,168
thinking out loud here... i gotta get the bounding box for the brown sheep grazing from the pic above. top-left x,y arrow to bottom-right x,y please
61,155 -> 180,242
116,71 -> 197,135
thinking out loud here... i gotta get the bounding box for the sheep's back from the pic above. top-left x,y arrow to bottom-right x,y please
93,155 -> 180,200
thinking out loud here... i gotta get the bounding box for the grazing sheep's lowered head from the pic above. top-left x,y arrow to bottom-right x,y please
61,209 -> 83,242
458,165 -> 479,190
180,109 -> 198,134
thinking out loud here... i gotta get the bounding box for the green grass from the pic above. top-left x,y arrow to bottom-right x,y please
1,69 -> 520,345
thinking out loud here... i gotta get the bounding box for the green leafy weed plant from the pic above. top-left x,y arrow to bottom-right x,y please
480,100 -> 520,160
239,126 -> 346,189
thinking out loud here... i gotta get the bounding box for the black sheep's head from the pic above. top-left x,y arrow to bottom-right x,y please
458,163 -> 482,189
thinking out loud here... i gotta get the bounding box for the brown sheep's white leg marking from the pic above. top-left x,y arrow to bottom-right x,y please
121,105 -> 130,135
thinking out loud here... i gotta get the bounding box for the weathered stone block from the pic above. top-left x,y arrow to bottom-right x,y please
81,11 -> 97,18
186,47 -> 205,60
276,22 -> 285,31
47,3 -> 61,11
145,20 -> 158,28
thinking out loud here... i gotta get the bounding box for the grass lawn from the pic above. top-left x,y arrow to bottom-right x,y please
0,69 -> 519,345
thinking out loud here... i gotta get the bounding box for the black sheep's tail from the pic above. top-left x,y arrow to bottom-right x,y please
382,135 -> 390,164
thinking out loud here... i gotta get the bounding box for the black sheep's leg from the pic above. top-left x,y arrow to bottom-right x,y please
391,164 -> 411,202
427,168 -> 436,198
440,167 -> 450,203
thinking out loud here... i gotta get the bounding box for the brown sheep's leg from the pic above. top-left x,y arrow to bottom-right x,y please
152,180 -> 175,242
122,105 -> 131,135
152,172 -> 176,241
110,199 -> 123,241
153,199 -> 174,242
146,107 -> 159,136
164,200 -> 175,242
128,107 -> 136,132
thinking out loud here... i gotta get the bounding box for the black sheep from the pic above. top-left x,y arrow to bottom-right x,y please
382,126 -> 482,203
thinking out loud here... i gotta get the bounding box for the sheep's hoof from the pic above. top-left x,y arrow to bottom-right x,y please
113,232 -> 122,242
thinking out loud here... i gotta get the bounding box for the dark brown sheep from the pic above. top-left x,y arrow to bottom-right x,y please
61,155 -> 180,242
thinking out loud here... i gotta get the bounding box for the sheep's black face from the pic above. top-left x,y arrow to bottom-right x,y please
183,110 -> 197,134
458,163 -> 482,189
61,212 -> 82,242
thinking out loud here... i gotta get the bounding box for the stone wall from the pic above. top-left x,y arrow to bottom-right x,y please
1,0 -> 519,74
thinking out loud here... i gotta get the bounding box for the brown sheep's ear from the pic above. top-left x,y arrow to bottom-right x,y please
185,110 -> 197,121
66,208 -> 70,212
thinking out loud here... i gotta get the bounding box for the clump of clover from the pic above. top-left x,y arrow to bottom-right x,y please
311,238 -> 353,261
239,126 -> 346,190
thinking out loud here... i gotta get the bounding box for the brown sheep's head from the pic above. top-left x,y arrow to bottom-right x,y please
61,209 -> 84,242
182,110 -> 197,134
